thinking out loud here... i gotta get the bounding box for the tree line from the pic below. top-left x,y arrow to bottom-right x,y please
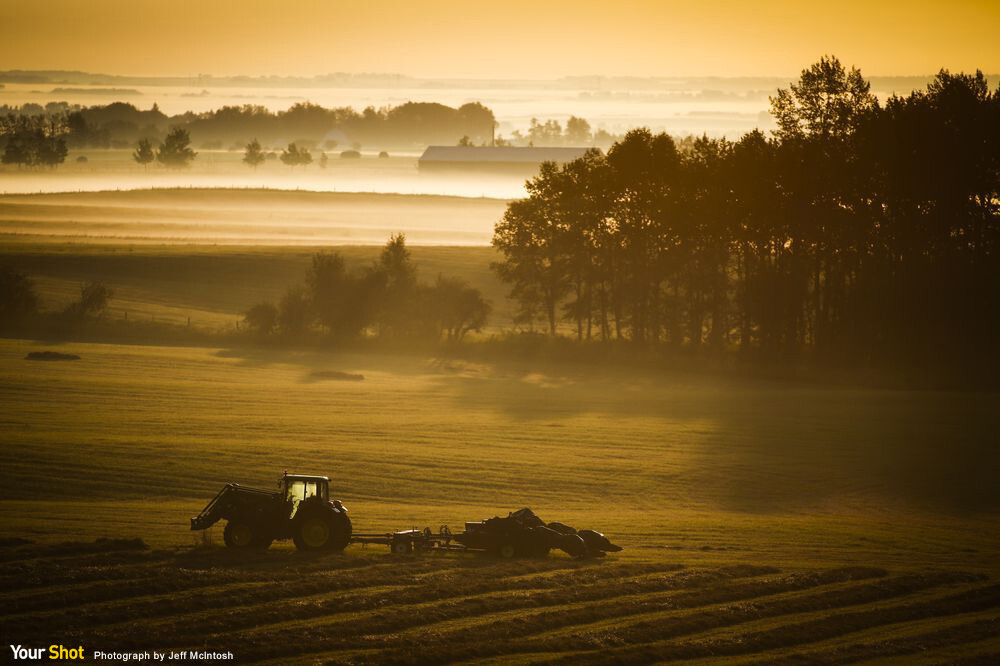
243,235 -> 490,343
1,235 -> 490,345
494,116 -> 621,148
0,265 -> 113,329
1,99 -> 621,165
0,115 -> 68,167
492,57 -> 1000,371
0,100 -> 499,153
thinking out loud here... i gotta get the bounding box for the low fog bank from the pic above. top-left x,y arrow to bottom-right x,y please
0,152 -> 528,199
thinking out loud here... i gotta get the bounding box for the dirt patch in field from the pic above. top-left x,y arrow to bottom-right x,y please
303,369 -> 365,382
25,351 -> 80,361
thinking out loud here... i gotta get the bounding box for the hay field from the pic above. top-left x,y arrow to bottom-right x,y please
2,187 -> 1000,662
0,188 -> 513,328
0,188 -> 508,245
1,338 -> 1000,662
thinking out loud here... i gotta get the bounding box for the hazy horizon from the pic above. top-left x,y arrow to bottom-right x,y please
3,1 -> 999,79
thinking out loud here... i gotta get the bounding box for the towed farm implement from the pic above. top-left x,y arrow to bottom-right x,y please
191,472 -> 622,558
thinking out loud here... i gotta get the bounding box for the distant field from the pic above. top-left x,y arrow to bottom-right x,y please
1,339 -> 999,661
0,187 -> 509,245
0,152 -> 528,198
0,187 -> 513,328
0,242 -> 510,328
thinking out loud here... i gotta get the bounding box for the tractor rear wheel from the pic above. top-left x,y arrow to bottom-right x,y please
293,511 -> 351,552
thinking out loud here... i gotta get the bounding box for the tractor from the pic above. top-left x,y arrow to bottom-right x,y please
190,472 -> 351,551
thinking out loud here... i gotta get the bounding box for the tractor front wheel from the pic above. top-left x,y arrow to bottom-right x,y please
223,520 -> 256,549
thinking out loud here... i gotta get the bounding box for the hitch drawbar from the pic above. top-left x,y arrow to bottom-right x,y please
351,527 -> 462,555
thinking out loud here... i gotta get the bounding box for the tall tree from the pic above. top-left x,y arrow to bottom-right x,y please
492,163 -> 572,335
242,138 -> 265,169
156,128 -> 196,167
565,116 -> 592,145
133,138 -> 155,169
373,234 -> 419,337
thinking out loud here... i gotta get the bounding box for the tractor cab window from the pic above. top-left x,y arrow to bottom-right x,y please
285,479 -> 326,518
286,480 -> 306,504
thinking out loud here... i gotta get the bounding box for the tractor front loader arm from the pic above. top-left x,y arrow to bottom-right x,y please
191,483 -> 237,530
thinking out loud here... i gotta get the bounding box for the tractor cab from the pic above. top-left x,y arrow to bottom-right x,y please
280,472 -> 330,518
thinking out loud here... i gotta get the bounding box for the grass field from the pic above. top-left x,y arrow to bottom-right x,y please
0,242 -> 509,329
2,188 -> 1000,662
1,337 -> 999,662
0,187 -> 515,329
0,188 -> 509,245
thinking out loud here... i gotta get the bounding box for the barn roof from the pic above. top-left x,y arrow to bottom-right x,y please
419,145 -> 594,164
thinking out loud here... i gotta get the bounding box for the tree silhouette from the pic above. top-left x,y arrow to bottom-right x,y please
63,281 -> 114,319
280,142 -> 312,167
242,138 -> 265,169
491,57 -> 1000,377
431,276 -> 491,340
372,234 -> 420,337
155,128 -> 196,168
0,266 -> 39,323
305,251 -> 376,338
243,302 -> 278,336
133,138 -> 154,169
278,286 -> 311,336
1,120 -> 68,168
565,116 -> 592,145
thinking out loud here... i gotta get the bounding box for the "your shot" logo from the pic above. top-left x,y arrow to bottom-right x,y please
10,645 -> 85,660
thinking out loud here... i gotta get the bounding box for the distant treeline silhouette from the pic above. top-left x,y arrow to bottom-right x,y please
492,57 -> 999,370
0,100 -> 501,152
243,235 -> 490,342
0,116 -> 68,167
1,236 -> 490,345
0,100 -> 622,158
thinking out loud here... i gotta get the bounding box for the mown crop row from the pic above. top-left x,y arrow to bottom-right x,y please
2,539 -> 998,664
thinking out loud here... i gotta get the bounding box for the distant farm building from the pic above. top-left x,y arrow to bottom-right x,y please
418,146 -> 595,173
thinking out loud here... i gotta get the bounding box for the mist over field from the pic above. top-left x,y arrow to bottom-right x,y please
3,1 -> 1000,663
0,77 -> 778,138
0,150 -> 527,199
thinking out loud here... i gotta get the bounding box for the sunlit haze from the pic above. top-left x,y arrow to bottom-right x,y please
3,0 -> 999,78
2,1 -> 1000,662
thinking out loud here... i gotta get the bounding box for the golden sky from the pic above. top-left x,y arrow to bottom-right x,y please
2,0 -> 998,78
